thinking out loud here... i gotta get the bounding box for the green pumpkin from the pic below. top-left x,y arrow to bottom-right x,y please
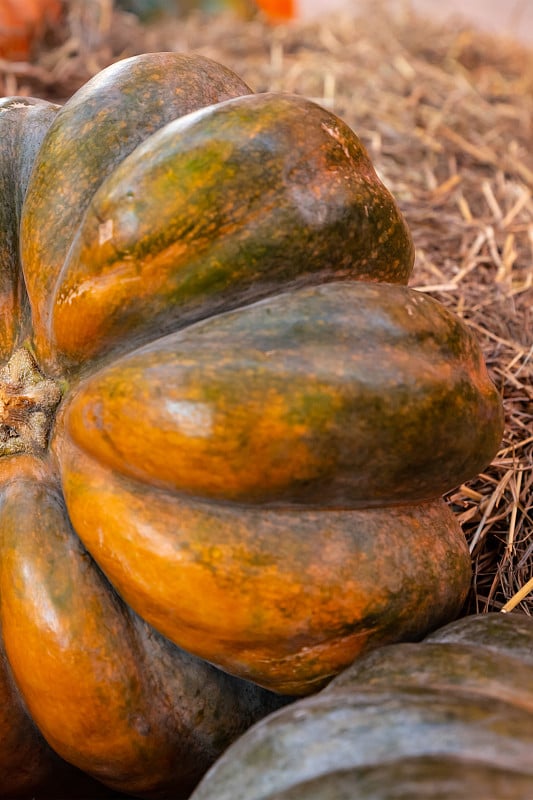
190,613 -> 533,800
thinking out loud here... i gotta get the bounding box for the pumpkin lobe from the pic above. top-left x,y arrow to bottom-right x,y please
0,347 -> 61,456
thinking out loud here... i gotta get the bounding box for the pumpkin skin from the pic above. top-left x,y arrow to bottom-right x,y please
54,447 -> 473,696
0,97 -> 60,360
20,51 -> 254,372
0,458 -> 285,799
1,50 -> 503,796
61,282 -> 503,508
189,613 -> 533,800
51,280 -> 504,693
21,83 -> 414,374
0,54 -> 283,800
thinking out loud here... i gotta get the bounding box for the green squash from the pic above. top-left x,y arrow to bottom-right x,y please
190,613 -> 533,799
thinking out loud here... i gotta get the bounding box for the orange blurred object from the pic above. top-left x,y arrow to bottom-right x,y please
255,0 -> 295,20
0,0 -> 63,60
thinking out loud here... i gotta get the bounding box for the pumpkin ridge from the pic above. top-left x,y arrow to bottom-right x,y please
60,281 -> 503,507
54,435 -> 471,695
0,466 -> 285,797
47,92 -> 414,369
19,53 -> 253,371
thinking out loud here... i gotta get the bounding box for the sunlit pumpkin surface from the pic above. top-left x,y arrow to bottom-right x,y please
0,53 -> 503,798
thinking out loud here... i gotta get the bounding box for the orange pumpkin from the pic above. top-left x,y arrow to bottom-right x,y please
1,51 -> 503,797
1,54 -> 286,800
0,0 -> 62,60
255,0 -> 295,20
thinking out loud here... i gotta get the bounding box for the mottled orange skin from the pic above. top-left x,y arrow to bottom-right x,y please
0,50 -> 503,799
1,486 -> 93,799
47,93 -> 414,372
1,54 -> 291,800
0,455 -> 285,797
63,283 -> 503,508
0,458 -> 172,800
53,434 -> 472,695
20,52 -> 253,372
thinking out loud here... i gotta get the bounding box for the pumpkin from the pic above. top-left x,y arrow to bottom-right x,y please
189,612 -> 533,800
255,0 -> 294,21
55,279 -> 502,698
0,55 -> 284,800
1,51 -> 502,796
0,0 -> 62,61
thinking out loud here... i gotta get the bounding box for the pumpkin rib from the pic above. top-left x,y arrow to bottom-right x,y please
0,97 -> 60,361
0,459 -> 285,797
0,659 -> 118,800
0,457 -> 146,799
426,611 -> 533,663
19,52 -> 253,372
0,635 -> 71,798
221,758 -> 533,800
330,641 -> 533,712
190,688 -> 533,800
48,92 -> 414,370
61,282 -> 503,507
189,613 -> 533,800
54,436 -> 471,695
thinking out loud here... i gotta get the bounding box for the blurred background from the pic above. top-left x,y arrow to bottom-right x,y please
257,0 -> 533,44
1,0 -> 531,64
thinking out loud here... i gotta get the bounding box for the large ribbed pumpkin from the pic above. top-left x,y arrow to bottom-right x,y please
1,51 -> 502,797
190,613 -> 533,800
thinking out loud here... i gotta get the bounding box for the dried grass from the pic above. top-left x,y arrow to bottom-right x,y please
2,0 -> 532,615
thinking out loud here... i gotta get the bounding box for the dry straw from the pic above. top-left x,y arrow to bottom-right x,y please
2,0 -> 532,615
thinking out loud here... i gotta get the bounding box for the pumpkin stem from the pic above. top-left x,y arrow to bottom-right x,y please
0,347 -> 62,456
